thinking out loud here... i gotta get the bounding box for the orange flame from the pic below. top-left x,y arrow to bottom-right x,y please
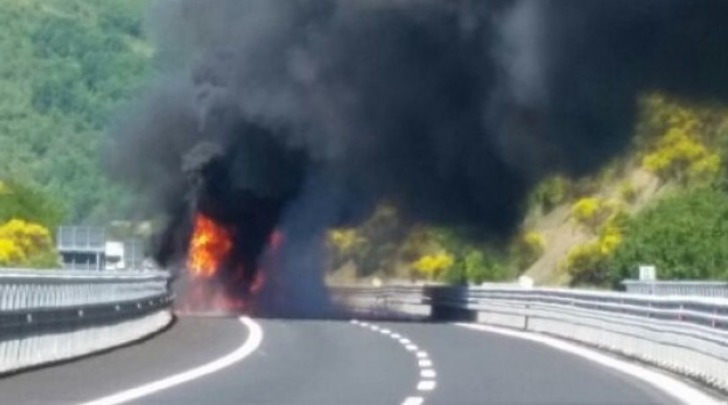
187,213 -> 232,278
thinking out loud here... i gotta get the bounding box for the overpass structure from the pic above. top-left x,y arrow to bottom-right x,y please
0,269 -> 724,404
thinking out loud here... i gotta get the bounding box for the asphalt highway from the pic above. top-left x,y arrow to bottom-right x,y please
0,316 -> 682,404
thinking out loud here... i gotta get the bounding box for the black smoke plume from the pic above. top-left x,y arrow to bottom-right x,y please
108,0 -> 728,315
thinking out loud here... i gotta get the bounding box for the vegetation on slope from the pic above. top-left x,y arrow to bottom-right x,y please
0,0 -> 150,222
1,2 -> 727,281
0,179 -> 60,267
609,186 -> 728,284
558,95 -> 728,286
327,94 -> 728,285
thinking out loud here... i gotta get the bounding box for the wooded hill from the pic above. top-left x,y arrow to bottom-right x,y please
0,0 -> 149,223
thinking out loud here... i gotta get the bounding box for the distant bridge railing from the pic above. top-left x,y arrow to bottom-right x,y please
335,284 -> 728,393
0,268 -> 173,374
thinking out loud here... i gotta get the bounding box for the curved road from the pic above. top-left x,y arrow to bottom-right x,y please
0,316 -> 681,404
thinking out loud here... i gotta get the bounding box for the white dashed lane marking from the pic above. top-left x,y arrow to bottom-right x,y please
417,380 -> 436,391
402,396 -> 424,405
350,320 -> 437,405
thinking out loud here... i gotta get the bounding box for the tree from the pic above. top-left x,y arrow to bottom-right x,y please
0,179 -> 65,231
0,0 -> 150,223
609,187 -> 728,284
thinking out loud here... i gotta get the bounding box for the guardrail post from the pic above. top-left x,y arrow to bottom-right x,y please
712,307 -> 717,328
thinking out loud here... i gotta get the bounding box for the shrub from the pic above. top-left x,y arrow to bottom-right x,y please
618,180 -> 638,203
0,239 -> 23,265
0,179 -> 65,231
608,187 -> 728,284
436,247 -> 513,285
637,95 -> 723,185
0,219 -> 57,267
328,229 -> 365,254
642,128 -> 720,183
571,197 -> 609,231
571,197 -> 600,223
412,251 -> 455,280
530,176 -> 569,213
563,242 -> 606,285
564,209 -> 626,286
511,231 -> 546,271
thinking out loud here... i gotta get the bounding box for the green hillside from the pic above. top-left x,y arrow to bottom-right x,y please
1,1 -> 727,281
328,95 -> 728,285
0,0 -> 150,222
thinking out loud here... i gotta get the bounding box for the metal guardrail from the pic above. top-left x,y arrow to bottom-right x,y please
335,284 -> 728,393
0,268 -> 173,373
623,279 -> 728,298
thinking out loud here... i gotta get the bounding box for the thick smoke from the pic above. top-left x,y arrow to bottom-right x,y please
108,0 -> 728,315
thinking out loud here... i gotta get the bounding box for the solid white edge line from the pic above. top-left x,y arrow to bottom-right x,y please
456,323 -> 721,405
79,317 -> 264,405
401,396 -> 424,405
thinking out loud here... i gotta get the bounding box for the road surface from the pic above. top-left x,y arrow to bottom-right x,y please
0,316 -> 680,404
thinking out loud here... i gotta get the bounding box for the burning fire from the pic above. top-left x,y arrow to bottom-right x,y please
187,213 -> 232,278
181,212 -> 281,314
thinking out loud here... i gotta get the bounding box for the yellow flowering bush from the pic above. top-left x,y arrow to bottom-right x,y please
0,219 -> 55,267
639,96 -> 722,184
328,229 -> 365,254
523,231 -> 546,252
571,197 -> 611,231
412,251 -> 455,279
0,239 -> 23,265
571,197 -> 600,223
571,197 -> 628,233
563,213 -> 625,286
